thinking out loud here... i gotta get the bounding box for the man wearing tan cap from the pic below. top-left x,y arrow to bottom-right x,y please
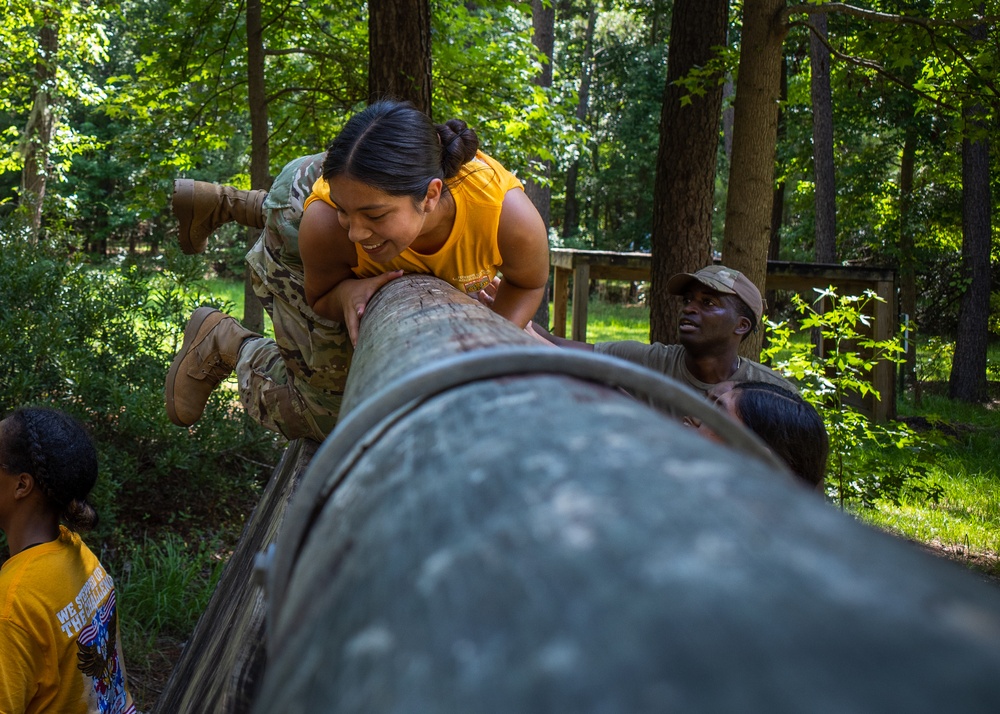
528,264 -> 795,399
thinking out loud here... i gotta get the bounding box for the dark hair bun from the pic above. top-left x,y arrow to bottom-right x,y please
64,498 -> 99,532
436,119 -> 479,178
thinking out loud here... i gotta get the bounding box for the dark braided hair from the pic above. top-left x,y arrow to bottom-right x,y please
322,99 -> 480,204
0,408 -> 99,531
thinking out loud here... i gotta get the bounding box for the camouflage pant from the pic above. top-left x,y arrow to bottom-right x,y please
236,153 -> 353,442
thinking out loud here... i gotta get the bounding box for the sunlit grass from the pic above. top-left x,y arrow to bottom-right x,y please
550,297 -> 650,343
850,394 -> 1000,574
199,277 -> 274,337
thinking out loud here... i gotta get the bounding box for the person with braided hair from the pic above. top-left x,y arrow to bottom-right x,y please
166,99 -> 549,442
0,407 -> 135,714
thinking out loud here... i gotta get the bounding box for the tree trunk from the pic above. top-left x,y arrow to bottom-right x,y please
766,57 -> 788,318
562,4 -> 597,242
19,18 -> 58,243
722,77 -> 735,162
243,0 -> 268,334
810,13 -> 836,263
368,0 -> 432,116
948,101 -> 992,403
769,54 -> 788,263
525,0 -> 555,328
898,126 -> 918,394
649,0 -> 730,345
722,0 -> 788,359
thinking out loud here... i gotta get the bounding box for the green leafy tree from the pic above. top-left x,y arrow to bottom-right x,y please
559,5 -> 669,252
0,0 -> 111,238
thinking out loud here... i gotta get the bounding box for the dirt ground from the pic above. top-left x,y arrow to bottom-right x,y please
913,538 -> 1000,587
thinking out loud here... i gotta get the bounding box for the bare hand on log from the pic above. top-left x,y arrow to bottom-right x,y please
337,270 -> 405,346
523,321 -> 557,347
476,276 -> 502,309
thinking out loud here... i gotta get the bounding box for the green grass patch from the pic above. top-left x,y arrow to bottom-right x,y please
115,532 -> 228,709
199,276 -> 274,337
850,394 -> 1000,577
552,297 -> 650,343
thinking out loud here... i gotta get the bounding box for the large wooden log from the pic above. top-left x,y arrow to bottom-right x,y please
251,275 -> 1000,713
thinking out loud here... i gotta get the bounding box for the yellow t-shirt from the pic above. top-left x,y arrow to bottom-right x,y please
306,151 -> 523,295
0,527 -> 135,714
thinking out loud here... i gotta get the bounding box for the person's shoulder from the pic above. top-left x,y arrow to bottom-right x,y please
457,151 -> 522,195
595,341 -> 682,368
741,359 -> 799,393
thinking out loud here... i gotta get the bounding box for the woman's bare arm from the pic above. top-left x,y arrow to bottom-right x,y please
490,188 -> 550,328
299,200 -> 402,345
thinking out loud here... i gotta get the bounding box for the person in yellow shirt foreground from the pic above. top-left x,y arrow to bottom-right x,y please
0,406 -> 135,714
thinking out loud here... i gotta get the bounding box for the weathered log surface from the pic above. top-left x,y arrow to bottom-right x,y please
152,437 -> 317,714
252,276 -> 1000,713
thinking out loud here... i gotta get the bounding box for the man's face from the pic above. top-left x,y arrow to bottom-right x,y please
676,285 -> 747,353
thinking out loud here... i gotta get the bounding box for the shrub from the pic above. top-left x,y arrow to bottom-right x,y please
763,287 -> 942,509
0,230 -> 283,544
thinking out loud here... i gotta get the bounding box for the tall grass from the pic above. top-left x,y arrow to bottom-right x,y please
854,394 -> 1000,573
115,533 -> 228,708
117,533 -> 225,648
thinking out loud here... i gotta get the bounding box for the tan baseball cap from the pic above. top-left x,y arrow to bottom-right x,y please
666,265 -> 764,322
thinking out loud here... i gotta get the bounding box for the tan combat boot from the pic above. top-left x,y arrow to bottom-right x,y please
165,307 -> 262,427
172,179 -> 268,254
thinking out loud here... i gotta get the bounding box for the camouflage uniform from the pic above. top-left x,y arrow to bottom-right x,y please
239,153 -> 352,441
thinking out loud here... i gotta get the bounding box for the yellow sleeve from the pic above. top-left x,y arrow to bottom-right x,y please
0,619 -> 42,711
303,176 -> 336,213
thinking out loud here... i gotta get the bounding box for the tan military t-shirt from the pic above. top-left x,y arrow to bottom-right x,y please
593,341 -> 797,415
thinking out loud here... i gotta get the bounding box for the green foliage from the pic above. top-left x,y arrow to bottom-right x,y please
763,287 -> 940,508
0,228 -> 283,542
115,532 -> 225,651
916,335 -> 955,382
672,44 -> 738,106
555,6 -> 668,251
433,1 -> 581,184
0,0 -> 112,179
855,392 -> 1000,576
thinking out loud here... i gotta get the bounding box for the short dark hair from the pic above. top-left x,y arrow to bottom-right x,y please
730,382 -> 828,490
322,99 -> 480,203
0,407 -> 99,531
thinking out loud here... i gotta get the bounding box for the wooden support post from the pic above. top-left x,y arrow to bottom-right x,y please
552,266 -> 569,337
571,262 -> 590,342
872,277 -> 898,421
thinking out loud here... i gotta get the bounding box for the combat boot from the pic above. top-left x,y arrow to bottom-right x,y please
165,307 -> 262,427
172,179 -> 268,254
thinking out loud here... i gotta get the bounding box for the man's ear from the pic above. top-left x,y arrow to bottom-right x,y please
734,316 -> 752,338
